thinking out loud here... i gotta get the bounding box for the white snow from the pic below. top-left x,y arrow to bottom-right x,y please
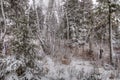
0,55 -> 119,80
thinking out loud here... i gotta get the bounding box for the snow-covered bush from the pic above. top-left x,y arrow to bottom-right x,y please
0,55 -> 47,80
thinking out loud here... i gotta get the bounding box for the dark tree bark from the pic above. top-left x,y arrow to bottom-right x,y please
108,0 -> 113,65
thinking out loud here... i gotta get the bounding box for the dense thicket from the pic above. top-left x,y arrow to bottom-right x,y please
0,0 -> 120,79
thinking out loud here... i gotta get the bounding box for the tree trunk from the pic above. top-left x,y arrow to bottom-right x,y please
108,1 -> 113,65
1,0 -> 7,55
89,37 -> 92,53
33,0 -> 41,32
0,0 -> 6,40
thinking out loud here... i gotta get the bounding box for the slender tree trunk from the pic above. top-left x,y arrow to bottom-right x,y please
108,1 -> 113,65
66,11 -> 69,40
89,37 -> 92,53
48,0 -> 54,14
65,1 -> 69,40
99,36 -> 103,59
1,0 -> 7,55
33,0 -> 40,32
0,0 -> 6,40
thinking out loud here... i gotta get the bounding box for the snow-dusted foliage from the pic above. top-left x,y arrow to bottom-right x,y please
0,0 -> 120,80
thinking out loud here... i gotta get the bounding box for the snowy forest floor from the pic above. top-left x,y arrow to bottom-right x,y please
0,41 -> 120,80
40,41 -> 120,80
1,54 -> 120,80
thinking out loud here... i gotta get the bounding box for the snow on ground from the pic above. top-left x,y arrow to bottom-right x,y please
0,55 -> 120,80
5,72 -> 19,80
39,56 -> 120,80
39,57 -> 97,80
